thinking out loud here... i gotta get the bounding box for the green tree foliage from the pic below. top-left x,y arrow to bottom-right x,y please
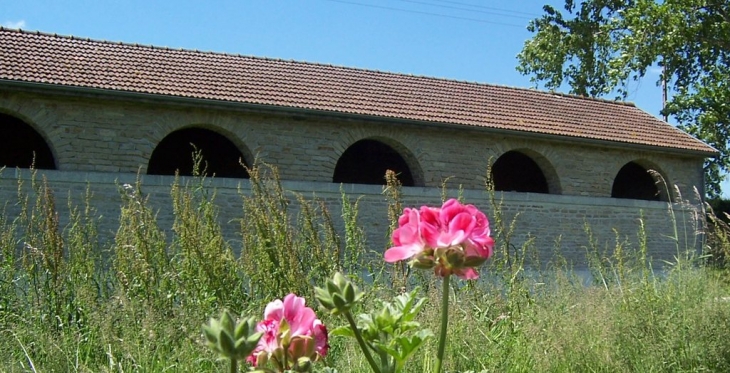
517,0 -> 730,197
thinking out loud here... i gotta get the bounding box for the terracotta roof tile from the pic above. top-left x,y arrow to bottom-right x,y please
0,28 -> 716,155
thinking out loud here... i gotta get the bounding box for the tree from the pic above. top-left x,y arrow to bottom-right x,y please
517,0 -> 730,197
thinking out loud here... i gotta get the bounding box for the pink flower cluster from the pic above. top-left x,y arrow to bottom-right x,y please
384,199 -> 494,279
247,294 -> 329,369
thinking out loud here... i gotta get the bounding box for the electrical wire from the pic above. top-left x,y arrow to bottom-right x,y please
428,0 -> 542,17
321,0 -> 530,28
395,0 -> 536,20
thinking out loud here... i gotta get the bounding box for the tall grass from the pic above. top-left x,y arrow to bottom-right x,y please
0,162 -> 729,372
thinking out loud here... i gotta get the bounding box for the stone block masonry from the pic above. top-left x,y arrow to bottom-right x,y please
0,169 -> 702,269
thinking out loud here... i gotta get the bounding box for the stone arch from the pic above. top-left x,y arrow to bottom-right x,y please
490,149 -> 561,194
611,160 -> 670,201
147,126 -> 251,178
333,137 -> 423,186
0,112 -> 56,170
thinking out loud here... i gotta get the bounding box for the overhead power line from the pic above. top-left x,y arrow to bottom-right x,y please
322,0 -> 529,27
396,0 -> 538,20
427,0 -> 541,17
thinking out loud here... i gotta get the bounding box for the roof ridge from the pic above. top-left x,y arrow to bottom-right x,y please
0,26 -> 246,56
540,90 -> 636,107
0,26 -> 637,109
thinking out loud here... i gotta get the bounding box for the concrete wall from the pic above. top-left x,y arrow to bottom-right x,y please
0,169 -> 703,268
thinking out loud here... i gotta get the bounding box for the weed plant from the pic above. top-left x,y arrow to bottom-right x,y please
0,162 -> 728,372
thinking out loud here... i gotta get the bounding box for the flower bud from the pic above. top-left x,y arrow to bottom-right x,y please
315,272 -> 364,315
293,356 -> 313,372
462,255 -> 488,268
220,310 -> 235,334
443,247 -> 465,268
218,329 -> 236,356
202,311 -> 262,361
409,250 -> 435,269
289,335 -> 316,362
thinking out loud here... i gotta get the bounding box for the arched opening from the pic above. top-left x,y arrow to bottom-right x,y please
611,162 -> 661,201
148,128 -> 249,178
333,139 -> 415,186
0,113 -> 55,169
491,151 -> 549,193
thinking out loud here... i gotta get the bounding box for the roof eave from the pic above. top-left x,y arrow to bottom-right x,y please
0,79 -> 718,158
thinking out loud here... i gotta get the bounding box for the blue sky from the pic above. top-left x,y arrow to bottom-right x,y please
3,0 -> 719,191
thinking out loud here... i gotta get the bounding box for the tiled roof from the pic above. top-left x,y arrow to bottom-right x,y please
0,28 -> 716,155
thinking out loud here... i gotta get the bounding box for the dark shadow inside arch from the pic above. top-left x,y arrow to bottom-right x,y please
0,113 -> 55,169
611,162 -> 660,201
333,139 -> 414,186
147,128 -> 249,178
491,151 -> 549,193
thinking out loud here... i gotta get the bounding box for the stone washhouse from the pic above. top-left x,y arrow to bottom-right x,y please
0,28 -> 718,268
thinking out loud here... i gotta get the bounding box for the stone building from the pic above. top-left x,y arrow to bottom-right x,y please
0,28 -> 717,267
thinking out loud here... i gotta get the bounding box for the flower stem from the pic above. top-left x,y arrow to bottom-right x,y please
230,358 -> 237,373
344,310 -> 381,373
282,342 -> 290,371
434,274 -> 451,373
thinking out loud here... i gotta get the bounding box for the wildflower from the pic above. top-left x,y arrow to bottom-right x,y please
247,293 -> 329,370
384,199 -> 494,279
384,207 -> 426,263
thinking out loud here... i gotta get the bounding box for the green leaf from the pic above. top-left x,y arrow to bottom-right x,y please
329,325 -> 355,338
326,278 -> 340,296
234,316 -> 256,340
332,293 -> 347,311
220,310 -> 235,334
218,329 -> 236,357
202,324 -> 218,345
234,337 -> 257,358
248,331 -> 264,345
343,282 -> 356,303
392,330 -> 434,371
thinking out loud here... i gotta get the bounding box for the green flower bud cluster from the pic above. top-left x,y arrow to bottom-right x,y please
411,246 -> 488,272
202,310 -> 263,361
314,272 -> 364,315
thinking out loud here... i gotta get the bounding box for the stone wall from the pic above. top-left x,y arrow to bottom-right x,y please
0,169 -> 703,269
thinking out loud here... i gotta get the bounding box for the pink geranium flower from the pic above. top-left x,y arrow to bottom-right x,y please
384,199 -> 494,279
247,293 -> 329,368
421,199 -> 478,248
264,294 -> 317,337
384,207 -> 426,262
312,319 -> 329,356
